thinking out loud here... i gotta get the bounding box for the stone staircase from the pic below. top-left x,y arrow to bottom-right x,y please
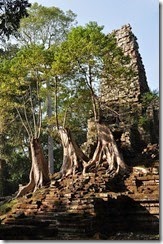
0,165 -> 159,240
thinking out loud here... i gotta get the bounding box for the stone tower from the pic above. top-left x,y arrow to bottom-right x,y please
84,24 -> 158,166
88,24 -> 159,165
100,24 -> 149,111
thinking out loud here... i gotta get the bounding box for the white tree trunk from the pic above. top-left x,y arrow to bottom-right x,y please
48,135 -> 54,174
57,123 -> 127,179
83,123 -> 127,175
59,128 -> 89,177
16,138 -> 50,197
47,82 -> 54,174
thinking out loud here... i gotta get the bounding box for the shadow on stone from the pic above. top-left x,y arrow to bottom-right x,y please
94,195 -> 159,239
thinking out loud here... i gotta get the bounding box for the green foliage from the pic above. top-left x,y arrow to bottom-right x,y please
138,115 -> 150,130
0,198 -> 18,215
0,3 -> 76,194
50,21 -> 134,123
0,3 -> 77,192
137,90 -> 159,131
18,2 -> 76,47
0,43 -> 19,59
7,152 -> 30,189
0,122 -> 30,195
0,6 -> 137,194
0,0 -> 31,39
141,90 -> 159,109
53,21 -> 133,93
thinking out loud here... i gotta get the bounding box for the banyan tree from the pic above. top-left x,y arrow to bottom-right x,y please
0,20 -> 133,198
54,22 -> 132,180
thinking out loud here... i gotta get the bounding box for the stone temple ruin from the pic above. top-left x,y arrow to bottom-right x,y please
0,24 -> 159,240
101,24 -> 149,105
87,24 -> 159,166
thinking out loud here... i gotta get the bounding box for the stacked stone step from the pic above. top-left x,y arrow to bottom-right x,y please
0,224 -> 58,240
0,166 -> 159,239
123,169 -> 159,232
0,168 -> 115,239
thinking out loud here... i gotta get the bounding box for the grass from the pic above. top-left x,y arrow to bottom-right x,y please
0,198 -> 18,217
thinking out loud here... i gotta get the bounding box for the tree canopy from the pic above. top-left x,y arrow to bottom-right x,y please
0,3 -> 141,197
0,0 -> 31,39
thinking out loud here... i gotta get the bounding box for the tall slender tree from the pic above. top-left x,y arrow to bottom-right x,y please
16,3 -> 76,174
0,45 -> 53,197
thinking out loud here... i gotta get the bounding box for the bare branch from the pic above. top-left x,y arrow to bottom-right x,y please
63,107 -> 68,128
29,85 -> 37,138
77,59 -> 99,122
35,75 -> 42,138
22,98 -> 33,138
55,76 -> 59,130
37,100 -> 42,139
15,107 -> 31,139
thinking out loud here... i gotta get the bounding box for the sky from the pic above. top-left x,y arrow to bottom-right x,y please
29,0 -> 159,91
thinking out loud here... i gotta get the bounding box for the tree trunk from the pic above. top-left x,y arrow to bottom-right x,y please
16,138 -> 50,197
83,122 -> 127,175
48,135 -> 54,174
47,85 -> 54,175
58,128 -> 89,178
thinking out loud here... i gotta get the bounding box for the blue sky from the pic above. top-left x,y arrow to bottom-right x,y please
29,0 -> 159,91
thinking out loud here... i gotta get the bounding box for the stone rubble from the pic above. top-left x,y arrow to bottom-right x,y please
0,163 -> 159,240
